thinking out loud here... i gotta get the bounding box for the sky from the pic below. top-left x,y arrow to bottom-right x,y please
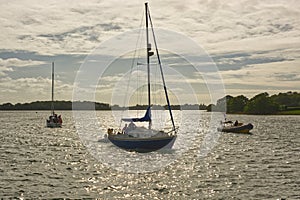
0,0 -> 299,105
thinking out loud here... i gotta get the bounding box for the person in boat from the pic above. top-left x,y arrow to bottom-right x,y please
128,121 -> 136,130
234,120 -> 239,126
58,115 -> 62,124
54,114 -> 58,123
107,128 -> 113,134
49,115 -> 54,123
122,124 -> 128,134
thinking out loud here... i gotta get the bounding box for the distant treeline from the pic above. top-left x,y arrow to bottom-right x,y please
207,91 -> 300,114
1,91 -> 299,114
0,100 -> 207,111
0,101 -> 110,110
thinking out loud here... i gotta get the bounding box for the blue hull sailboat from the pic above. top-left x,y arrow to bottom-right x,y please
107,3 -> 177,153
108,134 -> 177,153
46,62 -> 62,128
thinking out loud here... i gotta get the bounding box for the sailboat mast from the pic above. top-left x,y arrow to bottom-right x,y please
145,2 -> 151,129
51,62 -> 54,115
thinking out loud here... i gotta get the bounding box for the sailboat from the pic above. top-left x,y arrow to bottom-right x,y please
46,62 -> 62,128
107,3 -> 177,153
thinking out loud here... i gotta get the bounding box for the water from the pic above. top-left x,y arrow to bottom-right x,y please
0,111 -> 299,199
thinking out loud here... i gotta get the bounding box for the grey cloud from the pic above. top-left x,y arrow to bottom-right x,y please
271,23 -> 293,32
0,49 -> 84,84
17,23 -> 122,48
225,82 -> 293,91
212,52 -> 292,71
20,15 -> 41,26
273,73 -> 300,81
236,21 -> 294,37
37,23 -> 122,41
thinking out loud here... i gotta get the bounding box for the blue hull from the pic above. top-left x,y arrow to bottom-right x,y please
108,135 -> 176,153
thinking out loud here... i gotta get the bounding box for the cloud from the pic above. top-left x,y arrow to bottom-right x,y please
273,73 -> 300,82
0,76 -> 73,103
1,0 -> 299,57
0,1 -> 299,51
0,0 -> 138,55
0,58 -> 45,68
0,58 -> 46,77
212,51 -> 292,71
0,66 -> 13,76
220,59 -> 300,96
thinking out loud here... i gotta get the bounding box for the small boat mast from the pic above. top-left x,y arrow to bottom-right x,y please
51,62 -> 55,116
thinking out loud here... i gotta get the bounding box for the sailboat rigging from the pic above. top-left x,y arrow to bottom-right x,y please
46,62 -> 62,128
107,3 -> 177,153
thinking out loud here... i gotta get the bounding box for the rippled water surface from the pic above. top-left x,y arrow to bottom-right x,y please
0,111 -> 299,199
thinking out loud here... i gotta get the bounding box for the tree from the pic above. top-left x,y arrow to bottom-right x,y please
206,104 -> 215,112
227,95 -> 248,113
244,92 -> 279,114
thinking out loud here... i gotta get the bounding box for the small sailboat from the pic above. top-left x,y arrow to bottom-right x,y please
46,62 -> 62,128
107,3 -> 177,153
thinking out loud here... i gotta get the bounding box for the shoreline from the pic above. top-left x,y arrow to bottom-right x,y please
1,109 -> 300,115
